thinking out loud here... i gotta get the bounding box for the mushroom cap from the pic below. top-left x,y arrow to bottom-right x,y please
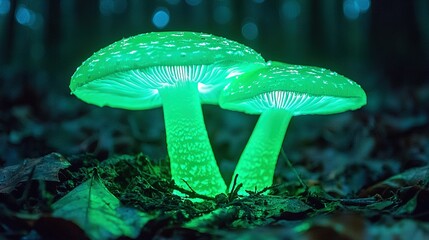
220,61 -> 367,115
70,31 -> 265,110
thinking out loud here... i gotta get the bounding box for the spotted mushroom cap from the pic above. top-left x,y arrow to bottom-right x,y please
70,31 -> 265,110
220,61 -> 367,115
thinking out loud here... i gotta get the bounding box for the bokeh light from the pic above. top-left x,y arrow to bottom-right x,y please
0,0 -> 10,15
99,0 -> 127,16
281,0 -> 301,20
16,5 -> 32,25
14,4 -> 43,30
356,0 -> 371,12
152,8 -> 170,29
343,0 -> 371,20
241,21 -> 259,40
166,0 -> 181,5
213,5 -> 232,24
185,0 -> 202,7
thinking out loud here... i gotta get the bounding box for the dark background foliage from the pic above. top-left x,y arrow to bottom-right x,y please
1,0 -> 428,184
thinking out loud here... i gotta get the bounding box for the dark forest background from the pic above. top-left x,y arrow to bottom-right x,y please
1,0 -> 428,183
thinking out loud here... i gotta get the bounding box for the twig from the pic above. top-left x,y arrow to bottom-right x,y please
280,149 -> 307,190
254,183 -> 281,195
338,197 -> 378,206
17,165 -> 36,206
168,179 -> 215,201
182,179 -> 196,194
228,174 -> 242,202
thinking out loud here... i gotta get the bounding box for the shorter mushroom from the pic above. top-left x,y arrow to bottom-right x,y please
220,61 -> 367,195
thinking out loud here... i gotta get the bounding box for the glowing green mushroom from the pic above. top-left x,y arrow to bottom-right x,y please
220,61 -> 367,195
69,31 -> 265,197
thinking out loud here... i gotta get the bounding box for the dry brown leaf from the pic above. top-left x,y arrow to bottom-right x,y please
0,152 -> 71,193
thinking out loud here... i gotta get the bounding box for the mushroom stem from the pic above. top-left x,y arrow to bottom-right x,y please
229,108 -> 292,194
159,82 -> 227,197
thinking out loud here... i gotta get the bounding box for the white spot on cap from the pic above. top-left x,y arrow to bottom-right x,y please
209,46 -> 222,50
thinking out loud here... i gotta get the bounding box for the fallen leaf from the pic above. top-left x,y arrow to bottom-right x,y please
297,214 -> 365,240
240,195 -> 312,221
366,200 -> 395,211
393,188 -> 429,219
360,166 -> 429,198
184,206 -> 239,230
52,175 -> 154,240
0,153 -> 71,193
368,219 -> 429,240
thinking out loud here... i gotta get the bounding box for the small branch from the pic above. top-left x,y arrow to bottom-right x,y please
168,180 -> 215,201
17,166 -> 36,205
182,179 -> 196,194
254,184 -> 280,195
338,197 -> 378,206
280,149 -> 307,190
228,174 -> 242,202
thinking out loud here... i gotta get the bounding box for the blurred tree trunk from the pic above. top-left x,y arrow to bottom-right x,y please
45,0 -> 61,72
1,0 -> 17,65
45,0 -> 61,47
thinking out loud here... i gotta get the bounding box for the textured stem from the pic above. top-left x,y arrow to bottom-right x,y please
159,83 -> 227,197
230,108 -> 292,194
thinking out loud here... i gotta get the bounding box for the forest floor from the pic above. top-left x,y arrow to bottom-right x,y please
1,72 -> 429,239
1,151 -> 428,240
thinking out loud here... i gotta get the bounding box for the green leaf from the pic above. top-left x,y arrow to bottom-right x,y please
184,206 -> 239,230
52,175 -> 153,240
366,200 -> 395,211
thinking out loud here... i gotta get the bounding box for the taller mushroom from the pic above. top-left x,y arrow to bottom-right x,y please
70,31 -> 265,197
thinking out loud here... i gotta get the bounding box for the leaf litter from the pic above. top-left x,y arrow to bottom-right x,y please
0,153 -> 70,193
1,149 -> 429,239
